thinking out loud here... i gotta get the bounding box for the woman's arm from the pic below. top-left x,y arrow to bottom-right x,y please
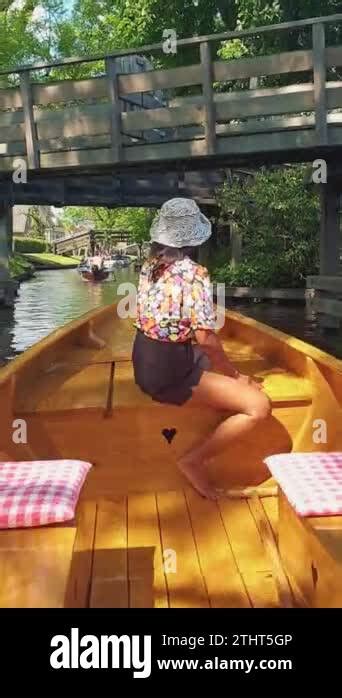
194,329 -> 240,378
195,329 -> 262,390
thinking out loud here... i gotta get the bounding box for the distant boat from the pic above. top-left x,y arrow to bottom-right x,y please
81,269 -> 109,283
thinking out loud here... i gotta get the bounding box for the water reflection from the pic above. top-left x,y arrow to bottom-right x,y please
0,267 -> 138,363
1,268 -> 342,363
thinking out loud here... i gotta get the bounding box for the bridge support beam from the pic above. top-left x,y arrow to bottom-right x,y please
0,206 -> 16,308
317,181 -> 340,330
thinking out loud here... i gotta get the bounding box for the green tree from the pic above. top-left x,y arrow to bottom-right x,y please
214,166 -> 320,288
60,206 -> 155,257
0,0 -> 66,76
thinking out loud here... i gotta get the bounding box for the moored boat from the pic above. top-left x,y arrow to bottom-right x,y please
0,305 -> 342,608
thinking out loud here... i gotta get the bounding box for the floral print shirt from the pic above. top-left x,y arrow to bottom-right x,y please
135,256 -> 216,342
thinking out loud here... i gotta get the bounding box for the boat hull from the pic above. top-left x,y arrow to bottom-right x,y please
81,270 -> 109,282
1,305 -> 342,608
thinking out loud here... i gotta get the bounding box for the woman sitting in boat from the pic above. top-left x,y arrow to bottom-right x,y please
132,198 -> 271,500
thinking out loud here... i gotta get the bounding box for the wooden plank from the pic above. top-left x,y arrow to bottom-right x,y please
326,45 -> 342,67
118,64 -> 201,95
216,114 -> 316,137
171,82 -> 314,108
106,57 -> 122,162
156,490 -> 209,608
221,286 -> 307,299
0,110 -> 24,128
307,276 -> 342,293
32,77 -> 107,105
0,141 -> 26,157
0,206 -> 10,274
0,123 -> 25,143
185,488 -> 251,608
218,499 -> 279,608
36,104 -> 110,139
2,123 -> 324,173
20,72 -> 39,168
125,138 -> 206,163
214,48 -> 313,82
312,22 -> 328,145
313,296 -> 342,319
249,495 -> 293,608
0,524 -> 76,608
64,500 -> 97,608
122,103 -> 204,131
0,86 -> 22,110
217,127 -> 316,156
40,148 -> 114,168
200,41 -> 216,155
278,492 -> 342,608
39,134 -> 111,154
261,496 -> 278,542
90,498 -> 128,608
327,81 -> 342,108
16,363 -> 112,413
216,84 -> 314,121
127,493 -> 168,608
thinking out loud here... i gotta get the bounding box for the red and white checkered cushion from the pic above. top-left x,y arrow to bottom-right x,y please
264,452 -> 342,517
0,459 -> 92,529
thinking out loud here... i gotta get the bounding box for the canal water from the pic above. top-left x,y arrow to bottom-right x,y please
1,268 -> 342,364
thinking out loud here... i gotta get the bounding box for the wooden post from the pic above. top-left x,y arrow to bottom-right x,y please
0,205 -> 16,307
0,206 -> 11,280
20,71 -> 39,169
318,181 -> 340,329
200,41 -> 216,155
312,22 -> 328,146
106,57 -> 122,163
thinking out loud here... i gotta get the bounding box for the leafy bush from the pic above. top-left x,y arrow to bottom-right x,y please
214,166 -> 320,288
14,237 -> 49,253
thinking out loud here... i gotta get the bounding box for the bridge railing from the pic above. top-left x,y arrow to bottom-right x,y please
1,14 -> 342,172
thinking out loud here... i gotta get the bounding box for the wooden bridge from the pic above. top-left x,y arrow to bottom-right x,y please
1,13 -> 342,327
53,229 -> 133,257
1,14 -> 342,181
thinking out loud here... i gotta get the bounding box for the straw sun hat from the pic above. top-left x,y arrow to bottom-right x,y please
150,198 -> 212,248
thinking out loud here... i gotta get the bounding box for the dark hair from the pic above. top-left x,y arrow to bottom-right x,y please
148,242 -> 198,282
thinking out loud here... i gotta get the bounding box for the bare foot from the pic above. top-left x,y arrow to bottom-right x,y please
178,455 -> 219,500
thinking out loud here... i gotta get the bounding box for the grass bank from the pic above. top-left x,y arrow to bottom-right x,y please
23,253 -> 80,269
9,254 -> 35,282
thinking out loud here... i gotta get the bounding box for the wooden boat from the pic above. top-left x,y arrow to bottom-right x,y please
0,304 -> 342,608
81,269 -> 109,282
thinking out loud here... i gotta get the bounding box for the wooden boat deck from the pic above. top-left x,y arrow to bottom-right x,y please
1,304 -> 342,608
0,490 -> 280,608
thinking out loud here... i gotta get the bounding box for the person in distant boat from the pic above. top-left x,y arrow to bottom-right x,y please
91,253 -> 104,269
132,198 -> 271,500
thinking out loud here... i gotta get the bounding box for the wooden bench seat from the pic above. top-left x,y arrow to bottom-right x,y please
278,491 -> 342,607
112,361 -> 312,409
15,363 -> 113,415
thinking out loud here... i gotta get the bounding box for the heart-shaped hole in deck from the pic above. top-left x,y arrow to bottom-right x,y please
162,428 -> 177,444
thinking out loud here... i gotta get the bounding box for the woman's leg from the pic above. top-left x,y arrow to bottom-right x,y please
178,371 -> 272,499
